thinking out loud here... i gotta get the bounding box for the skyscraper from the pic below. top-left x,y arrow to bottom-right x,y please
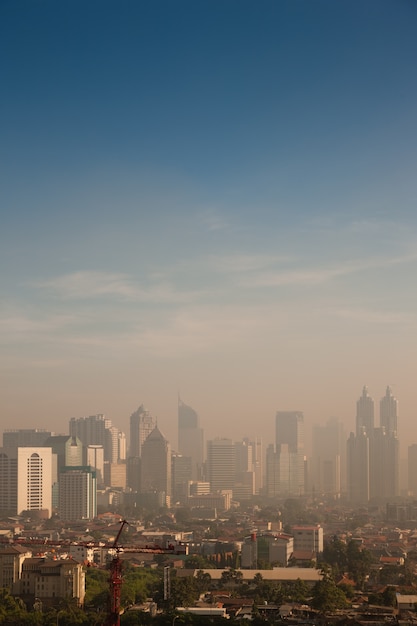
129,405 -> 155,458
206,438 -> 235,492
178,398 -> 204,480
347,430 -> 370,503
369,427 -> 399,499
17,448 -> 53,517
408,444 -> 417,496
347,386 -> 399,503
275,411 -> 304,495
59,466 -> 97,521
312,417 -> 345,497
380,386 -> 398,436
140,426 -> 171,506
356,386 -> 374,435
171,453 -> 192,504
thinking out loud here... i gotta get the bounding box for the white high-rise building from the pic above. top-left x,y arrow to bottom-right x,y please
87,445 -> 104,485
17,448 -> 53,516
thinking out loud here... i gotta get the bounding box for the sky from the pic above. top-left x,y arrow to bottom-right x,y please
1,0 -> 417,453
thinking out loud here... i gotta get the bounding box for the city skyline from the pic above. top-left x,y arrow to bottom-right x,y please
0,386 -> 406,461
1,2 -> 417,447
0,385 -> 406,511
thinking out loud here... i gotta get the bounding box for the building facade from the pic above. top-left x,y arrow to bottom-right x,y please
58,466 -> 97,521
206,438 -> 235,492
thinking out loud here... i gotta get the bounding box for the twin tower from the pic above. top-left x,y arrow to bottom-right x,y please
347,386 -> 399,503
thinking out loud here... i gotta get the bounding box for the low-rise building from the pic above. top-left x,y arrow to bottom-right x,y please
0,546 -> 32,589
16,557 -> 85,608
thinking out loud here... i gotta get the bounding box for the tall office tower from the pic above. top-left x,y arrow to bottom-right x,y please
3,429 -> 52,447
265,444 -> 279,497
171,453 -> 192,504
129,405 -> 155,458
178,398 -> 204,480
408,444 -> 417,496
206,438 -> 235,492
140,426 -> 171,506
253,438 -> 263,495
105,426 -> 120,464
311,418 -> 345,497
234,439 -> 256,498
87,445 -> 105,485
356,386 -> 374,435
17,448 -> 53,516
69,414 -> 119,463
380,386 -> 398,436
0,449 -> 17,513
266,442 -> 298,497
347,430 -> 369,503
369,427 -> 399,499
275,411 -> 304,495
69,414 -> 106,454
59,466 -> 97,521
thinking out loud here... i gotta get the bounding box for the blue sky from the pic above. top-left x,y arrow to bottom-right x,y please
1,0 -> 417,449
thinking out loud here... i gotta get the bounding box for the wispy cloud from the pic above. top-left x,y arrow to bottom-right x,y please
243,251 -> 417,287
329,307 -> 415,325
207,254 -> 292,273
34,271 -> 201,303
0,312 -> 75,342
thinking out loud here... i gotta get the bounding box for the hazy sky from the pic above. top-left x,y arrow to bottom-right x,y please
1,0 -> 417,451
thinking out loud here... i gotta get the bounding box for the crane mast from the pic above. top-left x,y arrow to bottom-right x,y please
105,519 -> 129,626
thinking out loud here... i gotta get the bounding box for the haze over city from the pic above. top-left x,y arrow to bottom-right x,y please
1,1 -> 417,451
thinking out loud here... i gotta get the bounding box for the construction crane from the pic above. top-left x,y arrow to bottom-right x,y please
0,522 -> 177,625
105,519 -> 129,626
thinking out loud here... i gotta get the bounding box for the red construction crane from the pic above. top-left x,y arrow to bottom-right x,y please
105,519 -> 129,626
0,522 -> 177,625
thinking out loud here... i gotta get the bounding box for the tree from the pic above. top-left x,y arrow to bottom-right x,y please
346,541 -> 373,590
322,537 -> 347,577
195,570 -> 212,593
311,576 -> 348,612
381,586 -> 397,607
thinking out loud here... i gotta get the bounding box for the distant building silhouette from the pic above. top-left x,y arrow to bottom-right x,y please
178,398 -> 204,480
311,417 -> 345,497
140,426 -> 171,507
380,386 -> 398,436
408,444 -> 417,496
129,405 -> 155,458
275,411 -> 304,495
356,386 -> 374,435
206,438 -> 235,492
347,386 -> 399,503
